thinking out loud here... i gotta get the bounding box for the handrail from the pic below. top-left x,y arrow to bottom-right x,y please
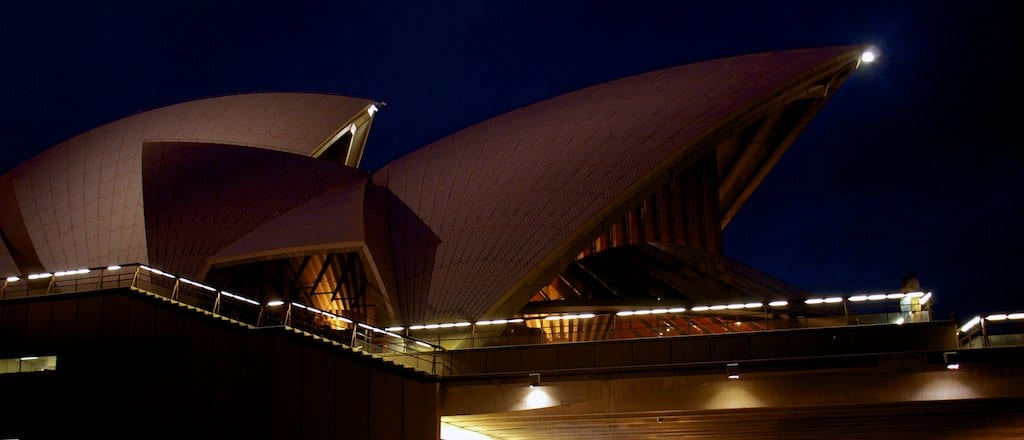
0,264 -> 451,377
0,263 -> 958,357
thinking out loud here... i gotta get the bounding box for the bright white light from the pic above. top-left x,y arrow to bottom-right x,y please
440,323 -> 456,328
920,292 -> 932,305
106,265 -> 122,271
221,291 -> 259,305
140,266 -> 175,279
425,324 -> 440,329
710,305 -> 728,311
692,306 -> 710,312
668,307 -> 686,313
986,314 -> 1008,321
491,319 -> 508,325
744,303 -> 763,309
849,295 -> 868,302
895,317 -> 905,325
651,308 -> 668,314
728,374 -> 740,380
1008,313 -> 1024,320
805,298 -> 824,305
861,50 -> 877,63
5,276 -> 19,282
634,310 -> 652,315
440,422 -> 491,440
886,293 -> 905,300
578,313 -> 595,319
906,291 -> 925,298
824,297 -> 843,304
20,356 -> 39,361
385,326 -> 404,332
267,300 -> 284,307
476,320 -> 494,325
507,319 -> 524,323
727,304 -> 745,310
180,278 -> 216,292
946,363 -> 960,370
291,302 -> 310,311
616,311 -> 635,317
54,269 -> 89,277
959,316 -> 982,333
768,301 -> 788,307
525,387 -> 556,409
868,294 -> 887,301
544,315 -> 564,321
358,323 -> 377,331
415,341 -> 431,348
409,325 -> 425,330
455,322 -> 471,327
28,273 -> 52,280
367,104 -> 379,117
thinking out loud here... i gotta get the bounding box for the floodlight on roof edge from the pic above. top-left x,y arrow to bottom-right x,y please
860,47 -> 878,63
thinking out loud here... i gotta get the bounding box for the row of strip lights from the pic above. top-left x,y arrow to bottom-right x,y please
146,266 -> 434,347
6,267 -> 933,339
958,312 -> 1024,333
391,291 -> 933,332
6,265 -> 432,349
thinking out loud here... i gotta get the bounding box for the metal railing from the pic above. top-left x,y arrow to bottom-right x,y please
398,308 -> 934,350
2,264 -> 949,362
1,264 -> 451,377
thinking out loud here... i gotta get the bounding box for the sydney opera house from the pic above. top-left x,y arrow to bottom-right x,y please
2,46 -> 1023,439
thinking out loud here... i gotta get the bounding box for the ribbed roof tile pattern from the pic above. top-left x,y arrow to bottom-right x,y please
4,93 -> 371,272
374,47 -> 857,323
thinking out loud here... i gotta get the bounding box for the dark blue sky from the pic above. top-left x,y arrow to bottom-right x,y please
2,1 -> 1020,320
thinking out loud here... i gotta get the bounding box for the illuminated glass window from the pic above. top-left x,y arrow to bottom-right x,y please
0,355 -> 57,374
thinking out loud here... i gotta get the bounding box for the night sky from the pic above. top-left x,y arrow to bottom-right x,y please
2,1 -> 1021,321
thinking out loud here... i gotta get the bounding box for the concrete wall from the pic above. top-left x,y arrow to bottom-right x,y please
0,289 -> 439,440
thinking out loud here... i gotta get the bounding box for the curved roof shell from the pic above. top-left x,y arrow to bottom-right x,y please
373,46 -> 864,323
1,93 -> 372,275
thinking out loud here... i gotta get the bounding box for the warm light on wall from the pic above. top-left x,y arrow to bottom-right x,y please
440,422 -> 492,440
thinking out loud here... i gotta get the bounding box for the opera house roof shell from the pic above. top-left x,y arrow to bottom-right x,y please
1,46 -> 866,325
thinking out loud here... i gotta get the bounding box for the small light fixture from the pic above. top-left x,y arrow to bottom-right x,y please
6,276 -> 19,282
726,362 -> 740,379
943,352 -> 960,370
861,49 -> 877,63
106,265 -> 122,271
267,300 -> 285,307
529,372 -> 541,388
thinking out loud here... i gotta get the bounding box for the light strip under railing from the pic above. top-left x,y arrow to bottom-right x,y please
220,291 -> 259,306
959,316 -> 982,333
804,297 -> 844,305
288,301 -> 353,324
986,312 -> 1024,321
543,313 -> 595,321
139,265 -> 176,279
180,278 -> 216,292
399,290 -> 939,332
